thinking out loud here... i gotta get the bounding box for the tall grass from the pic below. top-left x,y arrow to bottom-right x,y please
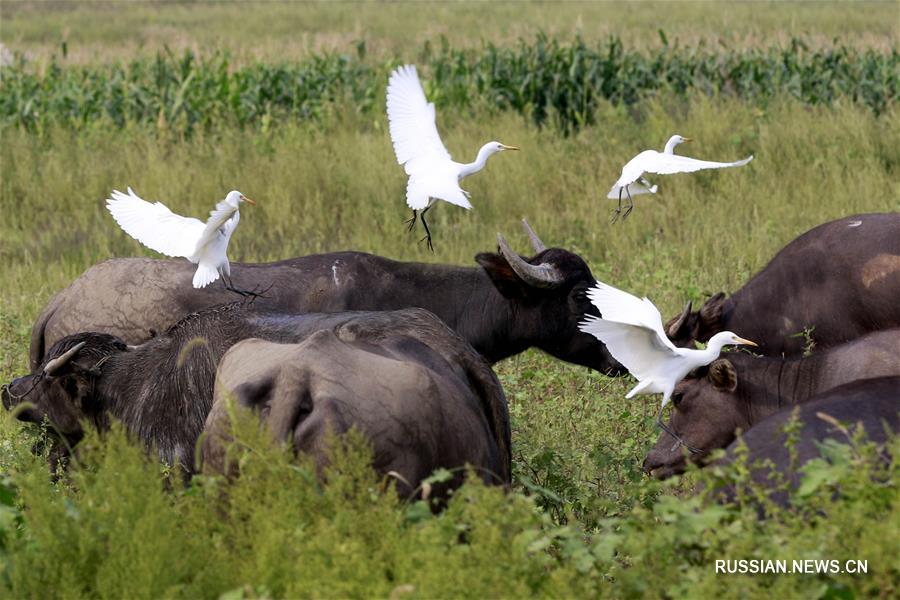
1,95 -> 897,537
1,25 -> 898,594
4,38 -> 898,135
3,1 -> 896,65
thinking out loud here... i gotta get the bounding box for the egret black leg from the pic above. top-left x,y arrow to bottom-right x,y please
404,209 -> 418,232
222,274 -> 268,299
611,187 -> 624,224
655,405 -> 701,455
418,204 -> 434,252
622,186 -> 635,220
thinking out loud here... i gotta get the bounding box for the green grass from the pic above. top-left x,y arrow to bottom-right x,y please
1,5 -> 899,594
3,0 -> 897,65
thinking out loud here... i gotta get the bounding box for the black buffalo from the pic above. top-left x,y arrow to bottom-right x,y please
203,333 -> 510,498
643,329 -> 900,478
714,377 -> 899,508
29,221 -> 620,374
666,213 -> 900,356
3,305 -> 510,479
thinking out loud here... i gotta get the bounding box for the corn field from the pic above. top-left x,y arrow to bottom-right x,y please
2,35 -> 897,136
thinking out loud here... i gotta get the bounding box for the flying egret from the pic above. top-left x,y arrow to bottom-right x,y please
386,64 -> 518,251
578,280 -> 756,444
608,134 -> 753,222
106,187 -> 259,295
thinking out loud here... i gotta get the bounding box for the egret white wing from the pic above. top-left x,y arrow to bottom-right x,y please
386,65 -> 453,171
641,153 -> 753,176
579,315 -> 678,382
585,282 -> 677,352
106,187 -> 205,258
194,199 -> 241,255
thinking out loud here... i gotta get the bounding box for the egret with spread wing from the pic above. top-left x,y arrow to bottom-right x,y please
106,187 -> 258,295
578,281 -> 756,441
608,134 -> 753,222
386,64 -> 518,251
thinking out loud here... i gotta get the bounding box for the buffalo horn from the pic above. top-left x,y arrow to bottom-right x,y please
521,219 -> 546,253
497,234 -> 565,289
43,341 -> 86,376
666,301 -> 693,338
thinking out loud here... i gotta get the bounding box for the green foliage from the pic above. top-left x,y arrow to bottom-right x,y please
0,414 -> 895,598
1,11 -> 898,594
3,36 -> 897,136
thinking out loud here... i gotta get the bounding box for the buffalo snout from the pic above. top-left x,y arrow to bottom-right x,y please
642,442 -> 687,480
2,376 -> 32,410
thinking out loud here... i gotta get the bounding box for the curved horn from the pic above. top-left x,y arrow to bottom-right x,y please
521,219 -> 546,253
497,234 -> 565,289
666,301 -> 693,338
43,341 -> 86,376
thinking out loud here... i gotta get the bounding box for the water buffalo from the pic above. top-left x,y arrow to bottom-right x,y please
665,213 -> 900,356
643,329 -> 900,478
715,377 -> 899,508
29,221 -> 620,375
203,333 -> 510,498
3,305 -> 509,478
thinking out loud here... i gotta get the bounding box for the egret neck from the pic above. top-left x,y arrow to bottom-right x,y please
458,143 -> 502,179
688,332 -> 746,370
663,136 -> 683,154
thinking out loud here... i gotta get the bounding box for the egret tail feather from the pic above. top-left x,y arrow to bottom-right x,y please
192,264 -> 220,288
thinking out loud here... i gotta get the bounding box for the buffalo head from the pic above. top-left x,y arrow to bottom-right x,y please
2,333 -> 128,447
642,358 -> 750,478
665,292 -> 728,348
474,220 -> 623,375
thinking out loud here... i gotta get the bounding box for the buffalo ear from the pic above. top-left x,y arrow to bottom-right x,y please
233,378 -> 274,409
699,293 -> 727,331
475,253 -> 528,298
708,359 -> 738,392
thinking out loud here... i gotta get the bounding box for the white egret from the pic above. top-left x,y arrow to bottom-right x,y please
106,187 -> 258,295
386,64 -> 518,250
608,134 -> 753,222
578,280 -> 756,442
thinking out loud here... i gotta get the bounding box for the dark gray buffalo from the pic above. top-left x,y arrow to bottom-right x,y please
643,329 -> 900,478
3,305 -> 510,481
665,213 -> 900,356
715,377 -> 899,508
29,221 -> 620,374
203,334 -> 510,498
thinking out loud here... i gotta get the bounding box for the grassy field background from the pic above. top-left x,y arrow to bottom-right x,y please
1,2 -> 898,597
3,1 -> 897,65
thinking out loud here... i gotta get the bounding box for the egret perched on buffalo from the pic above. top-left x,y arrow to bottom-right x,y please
578,281 -> 756,447
608,134 -> 753,222
386,64 -> 518,251
106,187 -> 259,295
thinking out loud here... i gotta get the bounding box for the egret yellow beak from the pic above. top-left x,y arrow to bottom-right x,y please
682,137 -> 693,143
500,144 -> 520,151
735,337 -> 757,347
241,195 -> 256,205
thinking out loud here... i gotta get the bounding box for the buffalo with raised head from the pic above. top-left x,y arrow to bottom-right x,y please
714,377 -> 899,508
29,221 -> 621,375
203,332 -> 511,498
665,213 -> 900,356
643,329 -> 900,479
3,305 -> 509,480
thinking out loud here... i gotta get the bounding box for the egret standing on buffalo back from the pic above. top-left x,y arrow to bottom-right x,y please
106,187 -> 259,296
